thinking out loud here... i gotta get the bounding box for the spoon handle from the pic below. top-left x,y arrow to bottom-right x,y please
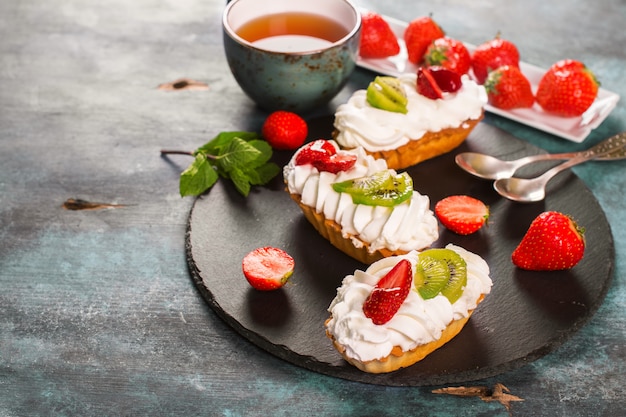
517,131 -> 626,164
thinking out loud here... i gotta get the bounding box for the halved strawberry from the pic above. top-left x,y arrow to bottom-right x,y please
359,12 -> 400,59
417,66 -> 462,99
435,195 -> 489,235
312,152 -> 357,173
294,140 -> 336,166
363,259 -> 413,325
242,247 -> 295,291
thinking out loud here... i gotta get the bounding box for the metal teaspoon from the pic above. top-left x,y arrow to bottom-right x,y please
455,131 -> 626,180
493,132 -> 626,203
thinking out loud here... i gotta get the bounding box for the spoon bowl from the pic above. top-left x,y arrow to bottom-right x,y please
456,131 -> 626,180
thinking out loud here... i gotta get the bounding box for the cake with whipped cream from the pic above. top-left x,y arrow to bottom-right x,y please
333,71 -> 487,170
283,139 -> 438,265
325,244 -> 492,373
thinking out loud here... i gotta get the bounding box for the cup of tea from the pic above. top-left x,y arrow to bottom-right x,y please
222,0 -> 361,113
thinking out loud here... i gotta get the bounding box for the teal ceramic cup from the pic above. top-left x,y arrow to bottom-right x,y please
222,0 -> 361,113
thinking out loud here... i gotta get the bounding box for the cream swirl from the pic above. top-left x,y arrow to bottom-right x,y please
333,74 -> 487,152
283,141 -> 438,253
325,244 -> 492,363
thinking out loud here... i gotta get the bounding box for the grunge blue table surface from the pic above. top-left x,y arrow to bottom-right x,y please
1,0 -> 624,416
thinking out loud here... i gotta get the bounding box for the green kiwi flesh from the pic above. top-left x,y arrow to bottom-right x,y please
414,248 -> 467,303
332,171 -> 413,207
366,76 -> 408,114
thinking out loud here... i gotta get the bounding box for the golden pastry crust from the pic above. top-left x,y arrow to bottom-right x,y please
288,193 -> 407,265
326,294 -> 485,374
334,113 -> 483,170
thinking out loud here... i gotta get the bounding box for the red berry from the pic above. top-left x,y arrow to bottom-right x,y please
471,36 -> 520,84
404,16 -> 445,64
434,195 -> 489,235
484,65 -> 535,110
312,152 -> 357,174
535,59 -> 599,117
294,140 -> 336,166
295,140 -> 356,173
359,12 -> 400,59
417,67 -> 444,99
424,37 -> 471,76
363,259 -> 413,325
242,247 -> 295,291
417,66 -> 463,99
261,111 -> 308,150
512,211 -> 585,271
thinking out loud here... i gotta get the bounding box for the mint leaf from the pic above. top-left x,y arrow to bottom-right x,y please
196,131 -> 261,156
164,131 -> 281,197
214,137 -> 264,174
179,153 -> 219,197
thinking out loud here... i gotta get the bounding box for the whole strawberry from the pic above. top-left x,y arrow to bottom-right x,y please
512,211 -> 586,271
424,37 -> 471,76
404,16 -> 445,64
484,65 -> 534,110
261,111 -> 308,150
471,35 -> 520,84
435,195 -> 489,235
535,59 -> 599,117
363,258 -> 412,325
359,12 -> 400,59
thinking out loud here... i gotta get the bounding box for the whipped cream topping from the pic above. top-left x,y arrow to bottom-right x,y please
326,244 -> 492,363
333,74 -> 488,152
283,141 -> 439,254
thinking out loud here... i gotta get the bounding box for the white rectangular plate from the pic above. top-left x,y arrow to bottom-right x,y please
357,12 -> 620,143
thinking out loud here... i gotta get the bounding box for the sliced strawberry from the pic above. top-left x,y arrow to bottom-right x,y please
242,247 -> 295,291
429,66 -> 462,92
312,152 -> 357,174
261,111 -> 308,150
417,67 -> 462,99
363,259 -> 413,325
512,211 -> 585,271
417,67 -> 443,99
435,195 -> 489,235
359,12 -> 400,59
294,140 -> 336,166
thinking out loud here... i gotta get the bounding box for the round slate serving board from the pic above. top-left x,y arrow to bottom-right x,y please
186,118 -> 614,386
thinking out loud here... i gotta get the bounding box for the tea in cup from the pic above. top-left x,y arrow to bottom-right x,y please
222,0 -> 361,113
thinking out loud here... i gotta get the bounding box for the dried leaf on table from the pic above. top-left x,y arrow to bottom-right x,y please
157,78 -> 209,91
433,383 -> 524,412
62,198 -> 126,211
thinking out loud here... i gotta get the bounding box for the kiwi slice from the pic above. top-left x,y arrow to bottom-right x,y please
414,249 -> 467,303
331,171 -> 413,207
414,252 -> 451,299
366,76 -> 408,114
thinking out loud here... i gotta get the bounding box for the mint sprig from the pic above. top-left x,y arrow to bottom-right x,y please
161,131 -> 281,197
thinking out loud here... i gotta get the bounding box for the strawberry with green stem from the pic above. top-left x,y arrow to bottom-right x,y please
484,65 -> 534,110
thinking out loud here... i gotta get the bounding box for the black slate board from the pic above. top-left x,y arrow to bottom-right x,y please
186,118 -> 614,386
